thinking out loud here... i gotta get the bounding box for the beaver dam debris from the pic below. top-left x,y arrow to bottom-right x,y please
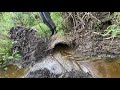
1,12 -> 120,78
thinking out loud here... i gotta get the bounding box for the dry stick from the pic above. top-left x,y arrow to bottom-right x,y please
65,12 -> 83,31
74,14 -> 79,30
81,12 -> 87,20
75,13 -> 85,30
70,12 -> 76,29
62,13 -> 71,24
75,13 -> 85,29
89,13 -> 101,22
108,37 -> 114,49
74,14 -> 79,29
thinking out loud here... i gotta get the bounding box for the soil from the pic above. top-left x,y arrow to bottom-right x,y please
9,26 -> 94,78
64,12 -> 120,58
73,30 -> 120,58
9,26 -> 50,67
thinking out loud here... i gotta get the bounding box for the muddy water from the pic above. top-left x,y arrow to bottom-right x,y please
0,44 -> 120,78
0,64 -> 28,78
80,58 -> 120,78
52,44 -> 120,78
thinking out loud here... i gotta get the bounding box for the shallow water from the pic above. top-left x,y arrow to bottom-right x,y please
52,45 -> 120,78
0,44 -> 120,78
80,58 -> 120,78
0,64 -> 28,78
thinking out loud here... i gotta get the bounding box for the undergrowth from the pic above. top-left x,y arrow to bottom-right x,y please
0,12 -> 64,66
103,12 -> 120,39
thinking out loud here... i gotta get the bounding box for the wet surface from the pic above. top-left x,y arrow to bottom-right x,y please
79,58 -> 120,78
51,44 -> 120,78
0,44 -> 120,78
1,44 -> 120,78
0,64 -> 28,78
0,40 -> 120,78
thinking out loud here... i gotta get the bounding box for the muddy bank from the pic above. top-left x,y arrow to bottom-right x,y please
10,26 -> 50,67
64,12 -> 120,58
72,30 -> 120,58
9,26 -> 93,78
24,45 -> 93,78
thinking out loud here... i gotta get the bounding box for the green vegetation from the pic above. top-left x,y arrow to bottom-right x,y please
0,12 -> 64,66
0,37 -> 21,65
103,12 -> 120,39
103,24 -> 120,39
34,12 -> 64,37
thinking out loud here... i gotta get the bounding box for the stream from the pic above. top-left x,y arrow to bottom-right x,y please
0,44 -> 120,78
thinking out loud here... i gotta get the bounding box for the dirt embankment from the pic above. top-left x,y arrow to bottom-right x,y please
64,12 -> 120,58
9,26 -> 93,78
9,26 -> 50,67
10,12 -> 120,66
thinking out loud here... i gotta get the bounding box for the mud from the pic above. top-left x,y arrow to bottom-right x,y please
9,26 -> 50,67
9,26 -> 93,78
64,12 -> 120,58
74,30 -> 120,58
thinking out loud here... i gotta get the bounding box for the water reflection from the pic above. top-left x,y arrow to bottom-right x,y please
53,44 -> 120,78
0,64 -> 28,78
0,44 -> 120,78
80,58 -> 120,78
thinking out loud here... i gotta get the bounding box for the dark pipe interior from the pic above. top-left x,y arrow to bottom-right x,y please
52,43 -> 71,51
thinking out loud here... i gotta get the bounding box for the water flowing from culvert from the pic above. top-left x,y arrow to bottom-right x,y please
51,44 -> 120,78
1,44 -> 120,78
0,41 -> 120,78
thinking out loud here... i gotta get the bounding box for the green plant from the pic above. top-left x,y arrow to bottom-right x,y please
112,12 -> 120,24
101,12 -> 120,39
33,12 -> 65,37
0,38 -> 21,65
51,12 -> 64,35
0,12 -> 64,66
103,24 -> 120,39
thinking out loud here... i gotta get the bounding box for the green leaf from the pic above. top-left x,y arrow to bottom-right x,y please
7,56 -> 13,60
